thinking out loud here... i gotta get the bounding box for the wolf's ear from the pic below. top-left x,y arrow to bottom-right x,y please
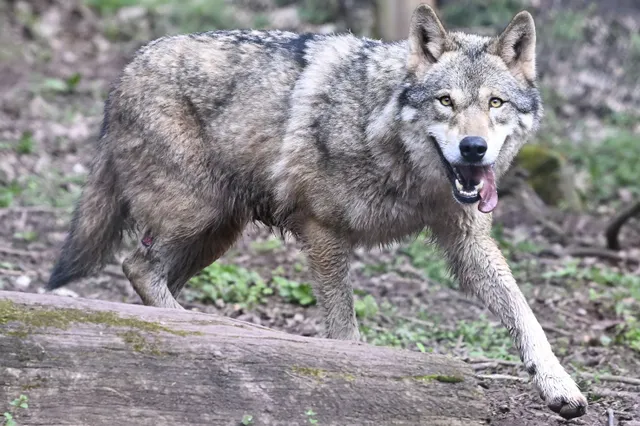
407,4 -> 446,76
496,11 -> 537,82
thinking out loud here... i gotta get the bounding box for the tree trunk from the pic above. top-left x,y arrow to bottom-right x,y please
0,290 -> 488,425
376,0 -> 438,41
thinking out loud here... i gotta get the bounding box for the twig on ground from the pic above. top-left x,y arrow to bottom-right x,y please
465,357 -> 520,367
516,185 -> 569,245
395,314 -> 435,328
541,246 -> 635,263
552,306 -> 592,325
0,206 -> 63,216
580,372 -> 640,386
0,246 -> 45,259
475,373 -> 528,382
564,247 -> 632,263
470,357 -> 640,386
470,362 -> 494,371
607,408 -> 615,426
605,200 -> 640,251
0,268 -> 33,276
541,323 -> 572,337
591,388 -> 639,400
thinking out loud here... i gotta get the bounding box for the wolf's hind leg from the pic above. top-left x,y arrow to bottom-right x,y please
165,221 -> 245,299
301,220 -> 359,341
122,241 -> 184,310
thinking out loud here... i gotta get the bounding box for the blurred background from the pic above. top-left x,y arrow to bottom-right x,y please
0,1 -> 638,424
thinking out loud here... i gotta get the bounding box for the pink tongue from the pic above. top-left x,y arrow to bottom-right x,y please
458,166 -> 498,213
477,167 -> 497,213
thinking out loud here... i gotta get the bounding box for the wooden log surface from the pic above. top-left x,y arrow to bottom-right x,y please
0,290 -> 489,425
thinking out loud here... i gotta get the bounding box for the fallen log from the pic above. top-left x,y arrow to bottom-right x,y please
0,290 -> 489,425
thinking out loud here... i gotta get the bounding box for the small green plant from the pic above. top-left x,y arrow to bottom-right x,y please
273,276 -> 315,306
305,409 -> 318,424
3,412 -> 15,426
241,414 -> 254,425
14,132 -> 34,155
40,73 -> 82,94
13,231 -> 38,243
3,394 -> 28,426
186,263 -> 273,307
355,294 -> 378,319
9,396 -> 28,410
0,182 -> 22,208
616,319 -> 640,353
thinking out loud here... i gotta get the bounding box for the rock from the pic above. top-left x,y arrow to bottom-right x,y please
15,275 -> 31,289
73,163 -> 87,175
514,144 -> 583,210
51,288 -> 79,298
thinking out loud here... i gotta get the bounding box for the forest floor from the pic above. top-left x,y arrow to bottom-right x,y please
1,1 -> 639,425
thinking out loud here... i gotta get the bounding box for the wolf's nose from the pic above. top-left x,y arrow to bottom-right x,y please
459,136 -> 487,163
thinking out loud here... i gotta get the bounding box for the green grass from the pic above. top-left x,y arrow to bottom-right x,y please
544,262 -> 640,351
85,0 -> 236,34
252,13 -> 270,29
559,130 -> 640,204
0,171 -> 84,209
250,236 -> 283,253
298,0 -> 340,25
400,233 -> 455,287
550,9 -> 587,42
440,0 -> 524,29
359,302 -> 516,360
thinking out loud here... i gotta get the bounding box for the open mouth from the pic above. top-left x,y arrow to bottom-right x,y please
429,137 -> 499,213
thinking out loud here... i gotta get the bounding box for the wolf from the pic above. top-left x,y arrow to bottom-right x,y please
46,4 -> 587,419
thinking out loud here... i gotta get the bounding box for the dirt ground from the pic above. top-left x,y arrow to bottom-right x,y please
1,1 -> 639,425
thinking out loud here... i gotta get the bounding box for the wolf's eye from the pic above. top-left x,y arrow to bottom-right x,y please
439,96 -> 453,107
490,97 -> 504,108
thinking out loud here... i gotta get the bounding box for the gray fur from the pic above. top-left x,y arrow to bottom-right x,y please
47,5 -> 587,420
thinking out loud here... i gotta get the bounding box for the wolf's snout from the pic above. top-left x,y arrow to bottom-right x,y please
459,136 -> 487,163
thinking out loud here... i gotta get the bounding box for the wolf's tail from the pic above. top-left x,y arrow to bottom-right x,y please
47,152 -> 127,290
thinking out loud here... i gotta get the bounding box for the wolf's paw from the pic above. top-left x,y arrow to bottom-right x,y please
535,372 -> 588,419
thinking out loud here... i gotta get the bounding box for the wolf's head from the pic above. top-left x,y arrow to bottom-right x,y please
398,5 -> 542,213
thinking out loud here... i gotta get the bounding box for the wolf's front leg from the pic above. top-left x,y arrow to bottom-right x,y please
301,220 -> 360,341
433,217 -> 588,420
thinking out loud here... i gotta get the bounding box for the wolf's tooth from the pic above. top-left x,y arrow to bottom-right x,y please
475,180 -> 484,191
455,179 -> 463,192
